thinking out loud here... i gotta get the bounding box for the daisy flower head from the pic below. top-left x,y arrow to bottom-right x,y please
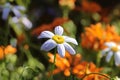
101,42 -> 120,66
38,26 -> 78,57
0,3 -> 25,20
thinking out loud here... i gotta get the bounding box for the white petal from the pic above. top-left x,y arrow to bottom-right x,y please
21,17 -> 32,29
12,7 -> 21,18
105,42 -> 116,48
14,6 -> 26,11
12,17 -> 19,23
54,26 -> 63,35
101,48 -> 110,57
64,36 -> 78,45
57,44 -> 65,57
64,42 -> 76,55
38,31 -> 54,39
114,51 -> 120,66
106,51 -> 113,62
2,8 -> 10,20
41,39 -> 57,51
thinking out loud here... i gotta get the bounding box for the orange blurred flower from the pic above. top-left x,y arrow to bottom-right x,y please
47,52 -> 107,79
59,0 -> 76,9
0,45 -> 17,59
31,18 -> 68,36
81,23 -> 120,50
81,0 -> 101,13
74,0 -> 101,13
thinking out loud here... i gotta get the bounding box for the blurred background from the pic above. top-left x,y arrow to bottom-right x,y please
0,0 -> 120,80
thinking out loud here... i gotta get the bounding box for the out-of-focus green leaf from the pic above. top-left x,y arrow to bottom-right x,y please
62,20 -> 76,38
16,0 -> 30,8
28,58 -> 45,72
92,13 -> 101,22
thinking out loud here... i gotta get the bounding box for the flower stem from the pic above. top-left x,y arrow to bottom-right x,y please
50,49 -> 56,80
62,7 -> 70,18
81,72 -> 110,80
96,51 -> 101,67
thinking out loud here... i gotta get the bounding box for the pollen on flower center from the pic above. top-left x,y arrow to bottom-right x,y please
111,46 -> 118,52
52,35 -> 64,44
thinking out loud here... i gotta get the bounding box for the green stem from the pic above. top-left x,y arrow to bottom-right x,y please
50,49 -> 56,80
20,46 -> 33,59
96,51 -> 101,67
81,72 -> 110,80
62,7 -> 70,18
53,52 -> 56,70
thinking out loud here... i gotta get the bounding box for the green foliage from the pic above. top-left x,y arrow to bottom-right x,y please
16,0 -> 30,8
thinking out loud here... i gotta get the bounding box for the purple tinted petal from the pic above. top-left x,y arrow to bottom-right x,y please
12,7 -> 21,18
54,26 -> 63,35
41,39 -> 57,51
14,6 -> 26,11
106,51 -> 113,62
2,8 -> 10,20
21,17 -> 32,29
57,44 -> 65,57
114,51 -> 120,66
63,42 -> 76,55
64,36 -> 78,45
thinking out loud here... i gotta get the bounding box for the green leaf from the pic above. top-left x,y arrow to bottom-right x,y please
16,0 -> 30,8
62,20 -> 76,38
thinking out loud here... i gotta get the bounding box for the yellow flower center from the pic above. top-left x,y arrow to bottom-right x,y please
52,35 -> 64,44
111,46 -> 118,52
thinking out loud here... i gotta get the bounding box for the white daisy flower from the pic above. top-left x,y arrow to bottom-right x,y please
38,26 -> 78,57
101,42 -> 120,66
12,15 -> 32,29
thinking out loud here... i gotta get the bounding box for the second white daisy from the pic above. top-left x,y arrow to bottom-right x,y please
101,42 -> 120,66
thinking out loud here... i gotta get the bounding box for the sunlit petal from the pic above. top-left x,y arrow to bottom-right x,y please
2,8 -> 10,20
57,44 -> 65,57
41,39 -> 57,51
38,31 -> 54,39
54,26 -> 63,35
106,51 -> 113,62
105,42 -> 116,48
114,51 -> 120,66
64,42 -> 76,55
118,46 -> 120,50
64,36 -> 78,45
